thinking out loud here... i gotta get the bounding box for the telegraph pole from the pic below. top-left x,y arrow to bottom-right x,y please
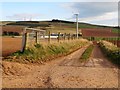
74,14 -> 79,39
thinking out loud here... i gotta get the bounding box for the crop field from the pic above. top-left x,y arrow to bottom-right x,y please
2,36 -> 79,57
81,28 -> 118,37
81,28 -> 120,47
2,37 -> 50,57
2,37 -> 22,57
2,25 -> 25,34
2,26 -> 120,58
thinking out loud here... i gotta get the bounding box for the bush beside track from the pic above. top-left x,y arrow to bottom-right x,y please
99,40 -> 120,67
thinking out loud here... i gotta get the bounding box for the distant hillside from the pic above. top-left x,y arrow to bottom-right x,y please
2,20 -> 120,34
0,21 -> 15,25
4,20 -> 116,28
6,21 -> 50,28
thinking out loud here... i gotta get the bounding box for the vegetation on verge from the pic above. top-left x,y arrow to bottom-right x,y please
7,39 -> 89,63
99,40 -> 120,67
80,45 -> 94,62
85,37 -> 120,41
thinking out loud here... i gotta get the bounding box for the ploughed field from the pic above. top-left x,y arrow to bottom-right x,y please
2,37 -> 22,57
81,28 -> 118,37
2,25 -> 25,34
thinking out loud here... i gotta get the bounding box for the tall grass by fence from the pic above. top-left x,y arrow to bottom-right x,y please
80,45 -> 94,62
22,30 -> 82,52
99,40 -> 120,67
84,37 -> 120,47
10,39 -> 89,63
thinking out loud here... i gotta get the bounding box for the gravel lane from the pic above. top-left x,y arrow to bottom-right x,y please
2,44 -> 118,88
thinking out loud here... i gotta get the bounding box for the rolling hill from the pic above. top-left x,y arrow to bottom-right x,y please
1,20 -> 120,34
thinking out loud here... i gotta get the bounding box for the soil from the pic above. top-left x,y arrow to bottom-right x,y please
2,44 -> 118,88
2,37 -> 22,57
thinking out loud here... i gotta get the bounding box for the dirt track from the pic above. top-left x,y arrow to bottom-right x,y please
2,44 -> 118,88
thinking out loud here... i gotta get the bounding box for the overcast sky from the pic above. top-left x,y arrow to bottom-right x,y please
1,1 -> 119,26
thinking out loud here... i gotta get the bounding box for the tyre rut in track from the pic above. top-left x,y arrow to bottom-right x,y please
2,44 -> 118,88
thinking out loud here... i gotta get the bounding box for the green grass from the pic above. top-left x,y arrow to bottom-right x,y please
112,28 -> 120,33
99,41 -> 120,67
8,39 -> 89,63
80,45 -> 94,62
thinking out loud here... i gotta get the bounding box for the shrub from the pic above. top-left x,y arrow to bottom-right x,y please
99,40 -> 120,67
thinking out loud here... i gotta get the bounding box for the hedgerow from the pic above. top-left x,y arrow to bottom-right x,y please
99,40 -> 120,67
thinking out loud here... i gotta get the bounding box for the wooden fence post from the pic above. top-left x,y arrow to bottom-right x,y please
64,33 -> 66,40
35,31 -> 38,44
43,32 -> 45,39
48,31 -> 51,43
114,38 -> 117,45
67,34 -> 69,40
117,38 -> 120,47
71,34 -> 73,40
58,32 -> 60,42
26,33 -> 30,47
115,38 -> 117,46
68,33 -> 70,40
21,28 -> 27,53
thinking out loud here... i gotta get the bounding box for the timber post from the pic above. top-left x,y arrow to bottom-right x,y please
21,28 -> 27,53
48,31 -> 51,43
58,32 -> 60,42
35,31 -> 38,44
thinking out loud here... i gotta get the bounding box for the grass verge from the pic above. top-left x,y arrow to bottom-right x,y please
80,44 -> 94,62
99,40 -> 120,67
5,39 -> 90,63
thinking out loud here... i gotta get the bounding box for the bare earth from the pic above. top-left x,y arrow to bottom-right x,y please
2,37 -> 22,57
2,44 -> 118,88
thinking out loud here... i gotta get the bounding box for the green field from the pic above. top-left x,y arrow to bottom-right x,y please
112,28 -> 120,33
2,20 -> 119,34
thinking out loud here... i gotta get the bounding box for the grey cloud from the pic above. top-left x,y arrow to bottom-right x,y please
64,2 -> 118,19
90,18 -> 118,26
